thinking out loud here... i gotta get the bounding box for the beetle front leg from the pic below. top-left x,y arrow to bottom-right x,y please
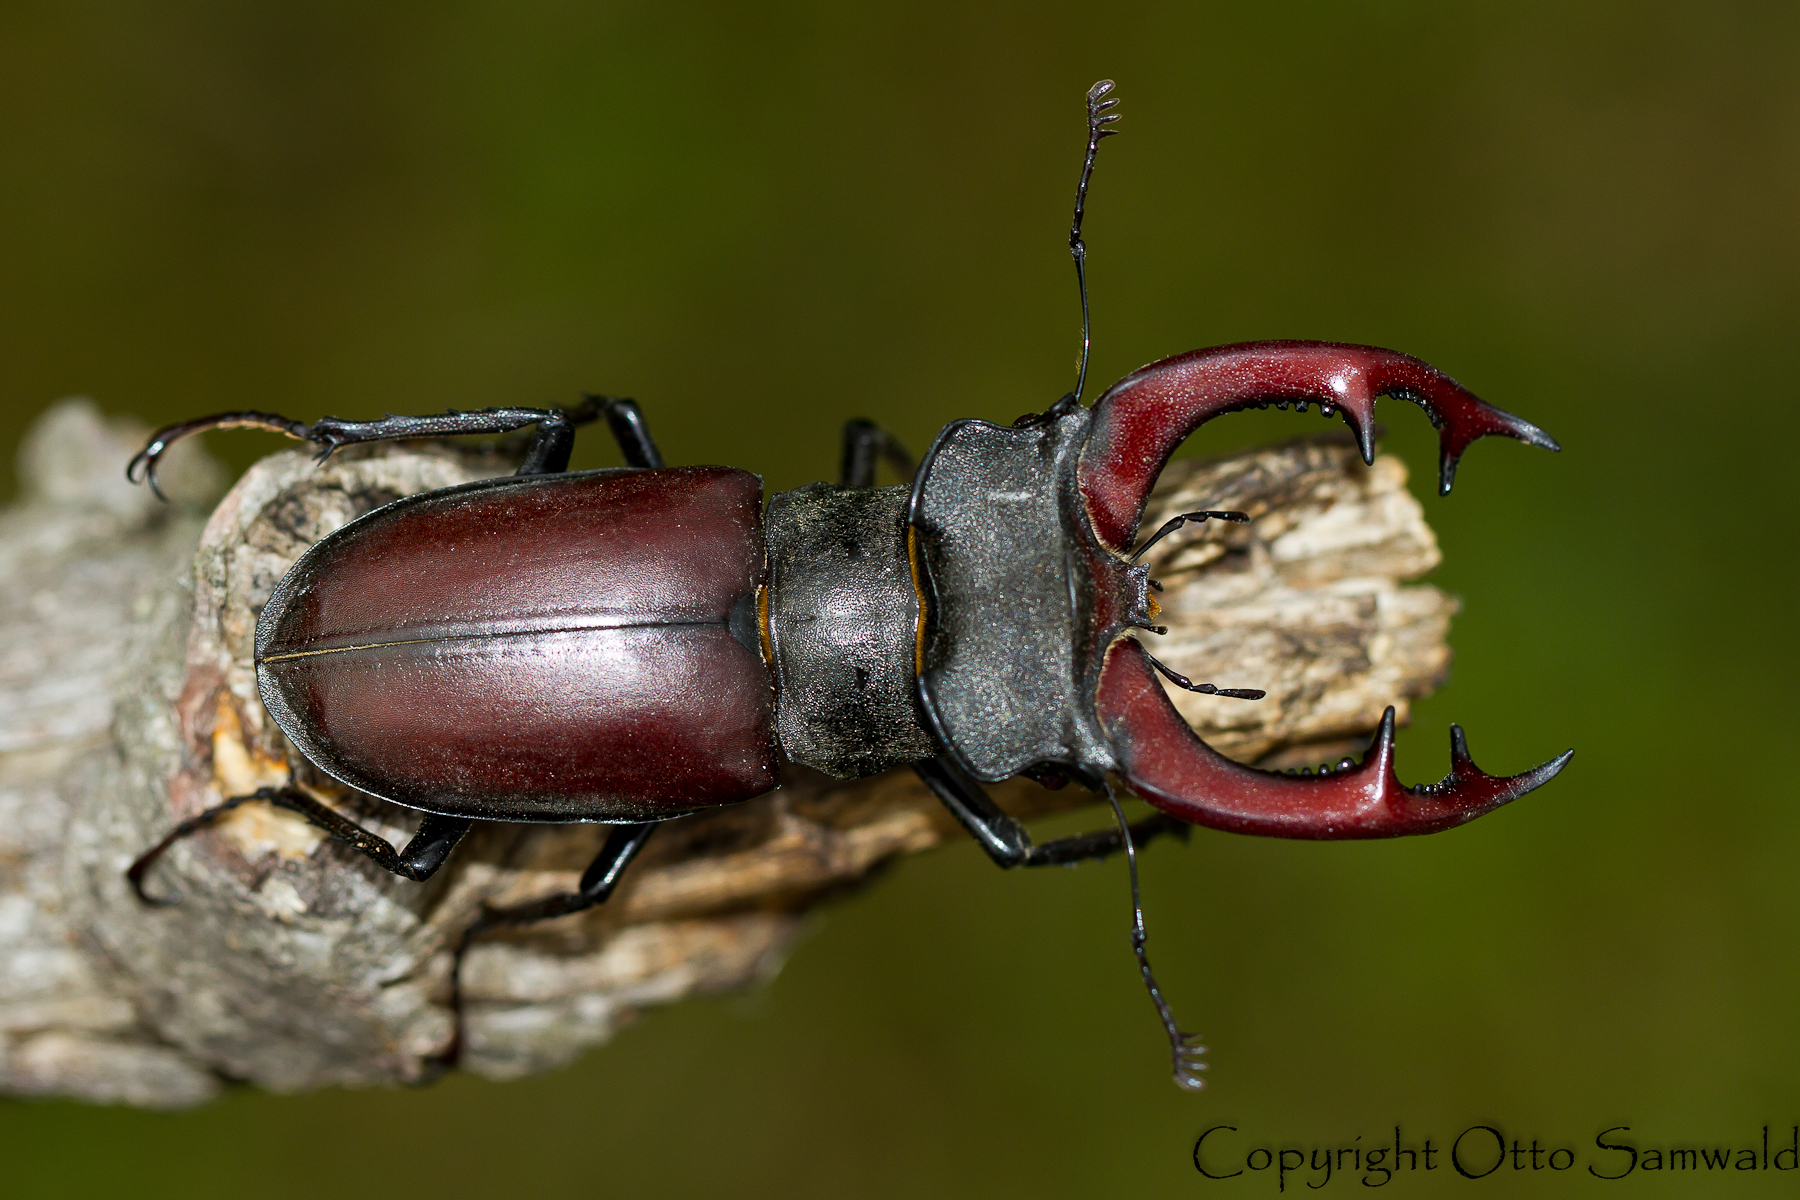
913,758 -> 1188,868
915,756 -> 1208,1090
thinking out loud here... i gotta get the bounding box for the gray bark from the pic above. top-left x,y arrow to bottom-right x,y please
0,399 -> 1454,1106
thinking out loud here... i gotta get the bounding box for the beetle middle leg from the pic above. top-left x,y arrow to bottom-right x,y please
439,821 -> 658,1066
127,785 -> 472,904
573,394 -> 664,469
839,419 -> 915,487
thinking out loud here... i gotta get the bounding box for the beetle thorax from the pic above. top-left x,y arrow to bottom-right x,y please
763,483 -> 935,779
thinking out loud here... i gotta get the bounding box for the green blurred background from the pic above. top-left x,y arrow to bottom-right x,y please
2,1 -> 1795,1195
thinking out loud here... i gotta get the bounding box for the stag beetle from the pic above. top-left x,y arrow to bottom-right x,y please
126,81 -> 1571,1088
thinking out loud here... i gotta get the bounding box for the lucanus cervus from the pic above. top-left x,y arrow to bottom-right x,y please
125,80 -> 1571,1089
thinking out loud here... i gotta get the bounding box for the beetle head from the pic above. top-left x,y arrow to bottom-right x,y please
1078,340 -> 1572,837
906,339 -> 1570,836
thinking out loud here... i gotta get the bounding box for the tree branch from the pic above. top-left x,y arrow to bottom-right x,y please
0,399 -> 1453,1105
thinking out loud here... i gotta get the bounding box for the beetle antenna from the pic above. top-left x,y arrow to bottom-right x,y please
1104,781 -> 1206,1090
1144,652 -> 1265,700
1070,79 -> 1121,404
1129,509 -> 1249,563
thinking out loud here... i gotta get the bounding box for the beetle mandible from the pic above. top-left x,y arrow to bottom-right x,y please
126,81 -> 1571,1089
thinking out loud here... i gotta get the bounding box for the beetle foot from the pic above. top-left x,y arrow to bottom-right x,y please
127,411 -> 314,500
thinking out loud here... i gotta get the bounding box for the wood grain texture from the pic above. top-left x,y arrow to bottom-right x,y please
0,400 -> 1454,1105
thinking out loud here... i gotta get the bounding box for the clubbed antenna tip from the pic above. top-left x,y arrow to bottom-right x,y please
1104,784 -> 1206,1091
1070,79 -> 1121,404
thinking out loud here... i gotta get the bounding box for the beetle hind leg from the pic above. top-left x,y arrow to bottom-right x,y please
128,398 -> 666,497
127,411 -> 313,500
301,408 -> 596,476
126,786 -> 472,905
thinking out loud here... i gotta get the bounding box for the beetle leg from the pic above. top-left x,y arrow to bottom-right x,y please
126,786 -> 472,905
520,394 -> 664,471
126,411 -> 314,500
914,756 -> 1208,1090
128,403 -> 650,498
1096,639 -> 1573,839
438,821 -> 658,1068
127,790 -> 271,905
567,395 -> 665,469
839,419 -> 915,487
295,408 -> 591,476
1078,340 -> 1561,552
912,757 -> 1189,868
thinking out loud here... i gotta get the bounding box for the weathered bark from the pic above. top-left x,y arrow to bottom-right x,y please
0,398 -> 1454,1106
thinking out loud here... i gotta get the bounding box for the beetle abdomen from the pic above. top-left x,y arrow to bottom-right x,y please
256,467 -> 776,822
